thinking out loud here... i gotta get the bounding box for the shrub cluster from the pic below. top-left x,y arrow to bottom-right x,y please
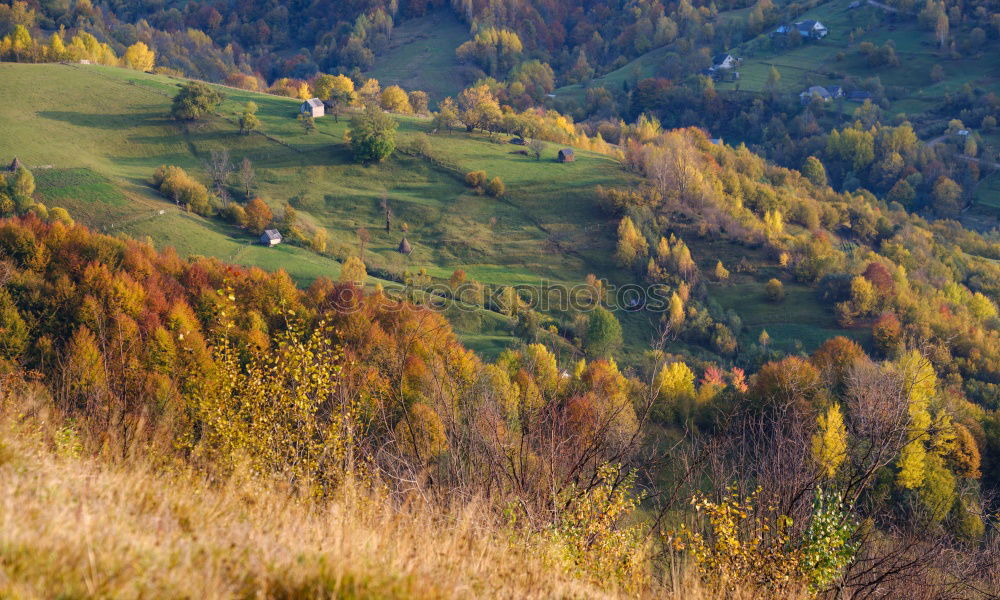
465,170 -> 505,197
152,165 -> 212,215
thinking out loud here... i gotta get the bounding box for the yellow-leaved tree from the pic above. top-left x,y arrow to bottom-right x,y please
764,209 -> 784,238
198,296 -> 364,495
615,216 -> 648,267
47,32 -> 66,61
123,41 -> 155,71
340,256 -> 367,284
653,361 -> 695,422
812,403 -> 848,478
394,402 -> 448,463
554,464 -> 649,594
380,85 -> 412,113
668,292 -> 685,331
714,260 -> 730,281
895,350 -> 936,489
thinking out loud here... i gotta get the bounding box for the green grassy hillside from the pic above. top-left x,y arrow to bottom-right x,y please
0,62 -> 845,360
0,63 -> 354,273
554,46 -> 673,105
0,63 -> 623,285
0,62 -> 628,357
367,10 -> 471,104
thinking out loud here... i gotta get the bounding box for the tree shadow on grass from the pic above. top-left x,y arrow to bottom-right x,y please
107,153 -> 202,174
36,110 -> 169,130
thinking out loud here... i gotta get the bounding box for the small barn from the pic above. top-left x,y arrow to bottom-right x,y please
799,85 -> 833,104
557,148 -> 575,162
301,98 -> 324,118
261,229 -> 282,246
398,237 -> 412,255
711,53 -> 737,70
795,19 -> 828,38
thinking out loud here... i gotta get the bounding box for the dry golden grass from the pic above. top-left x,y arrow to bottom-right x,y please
0,418 -> 621,600
0,384 -> 770,600
0,410 -> 812,600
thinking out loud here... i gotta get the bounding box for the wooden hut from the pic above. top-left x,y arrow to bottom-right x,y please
260,229 -> 282,246
557,148 -> 575,162
300,98 -> 325,118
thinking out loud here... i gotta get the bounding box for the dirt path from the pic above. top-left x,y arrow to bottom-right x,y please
926,134 -> 947,147
866,0 -> 899,12
924,134 -> 999,168
962,154 -> 1000,169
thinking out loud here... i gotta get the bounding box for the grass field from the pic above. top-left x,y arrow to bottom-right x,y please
0,62 -> 628,358
974,170 -> 1000,209
367,10 -> 471,104
555,45 -> 674,104
0,62 -> 621,287
711,279 -> 870,353
0,61 -> 849,361
686,233 -> 853,355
